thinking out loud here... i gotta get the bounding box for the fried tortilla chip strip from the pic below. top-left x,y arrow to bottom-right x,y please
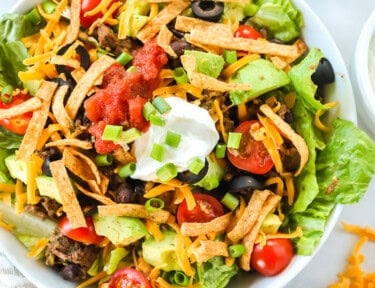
51,85 -> 71,134
74,182 -> 115,205
260,104 -> 309,176
65,55 -> 116,119
16,81 -> 58,161
180,212 -> 232,237
157,25 -> 177,58
240,193 -> 281,271
175,15 -> 232,36
0,97 -> 41,120
136,0 -> 189,43
45,138 -> 92,149
227,190 -> 271,243
64,0 -> 81,44
50,159 -> 87,228
98,203 -> 171,223
189,240 -> 229,263
189,28 -> 302,58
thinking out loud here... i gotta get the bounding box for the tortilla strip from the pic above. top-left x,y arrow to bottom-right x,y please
16,81 -> 58,161
180,212 -> 232,237
50,160 -> 87,228
65,55 -> 116,119
227,190 -> 271,243
74,182 -> 115,205
157,25 -> 177,58
240,193 -> 282,271
0,97 -> 41,120
62,148 -> 100,184
51,85 -> 71,134
189,28 -> 301,58
45,138 -> 92,149
184,34 -> 224,55
64,0 -> 81,44
98,203 -> 171,223
181,55 -> 250,91
136,0 -> 190,43
190,240 -> 229,263
175,16 -> 232,36
260,104 -> 309,176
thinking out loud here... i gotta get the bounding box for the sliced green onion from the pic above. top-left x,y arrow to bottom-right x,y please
1,85 -> 13,103
172,67 -> 188,84
101,125 -> 122,141
118,162 -> 136,178
119,127 -> 141,143
143,101 -> 157,121
156,163 -> 177,182
42,0 -> 57,14
127,66 -> 137,73
152,96 -> 171,114
95,154 -> 113,166
223,50 -> 237,64
188,157 -> 205,175
228,244 -> 246,258
25,8 -> 43,25
172,271 -> 189,286
215,143 -> 227,158
149,114 -> 165,126
227,132 -> 242,149
145,198 -> 165,212
164,130 -> 181,148
87,257 -> 99,277
221,192 -> 239,211
116,52 -> 133,66
199,177 -> 219,191
150,143 -> 165,162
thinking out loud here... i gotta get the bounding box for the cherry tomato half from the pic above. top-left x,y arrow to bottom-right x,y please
251,238 -> 294,276
0,92 -> 33,135
177,193 -> 224,224
80,0 -> 103,28
109,267 -> 151,288
234,24 -> 263,39
227,120 -> 274,175
58,216 -> 104,245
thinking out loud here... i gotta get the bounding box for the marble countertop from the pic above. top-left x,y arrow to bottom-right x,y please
0,1 -> 375,287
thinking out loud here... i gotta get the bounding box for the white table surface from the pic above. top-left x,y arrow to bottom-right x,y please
1,1 -> 375,287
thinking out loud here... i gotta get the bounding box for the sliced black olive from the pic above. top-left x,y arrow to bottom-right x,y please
225,175 -> 263,193
50,77 -> 75,94
191,0 -> 224,22
42,150 -> 62,177
311,57 -> 335,86
55,43 -> 90,80
177,159 -> 209,184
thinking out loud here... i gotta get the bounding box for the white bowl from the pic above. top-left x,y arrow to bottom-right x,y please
352,10 -> 375,138
1,1 -> 356,288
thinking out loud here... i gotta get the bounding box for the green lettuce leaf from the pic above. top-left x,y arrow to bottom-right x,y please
251,0 -> 303,42
316,119 -> 375,203
197,256 -> 238,288
287,118 -> 375,255
0,41 -> 29,87
0,126 -> 23,149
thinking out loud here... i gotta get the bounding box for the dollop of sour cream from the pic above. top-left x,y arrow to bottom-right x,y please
131,96 -> 219,181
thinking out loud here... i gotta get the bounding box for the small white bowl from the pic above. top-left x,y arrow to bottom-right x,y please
352,10 -> 375,137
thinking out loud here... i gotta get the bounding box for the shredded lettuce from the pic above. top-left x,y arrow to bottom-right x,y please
251,0 -> 303,42
197,256 -> 238,288
287,119 -> 375,255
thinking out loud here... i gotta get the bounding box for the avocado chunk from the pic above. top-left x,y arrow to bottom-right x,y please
229,58 -> 290,104
35,175 -> 62,204
5,154 -> 28,183
142,230 -> 182,272
93,214 -> 148,246
184,50 -> 225,78
261,213 -> 282,234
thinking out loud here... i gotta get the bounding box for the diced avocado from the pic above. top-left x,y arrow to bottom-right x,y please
93,214 -> 148,246
261,213 -> 282,234
222,2 -> 259,22
229,58 -> 290,104
119,0 -> 150,38
5,154 -> 28,183
195,154 -> 226,191
184,50 -> 225,79
23,80 -> 41,96
142,230 -> 182,272
35,175 -> 62,204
